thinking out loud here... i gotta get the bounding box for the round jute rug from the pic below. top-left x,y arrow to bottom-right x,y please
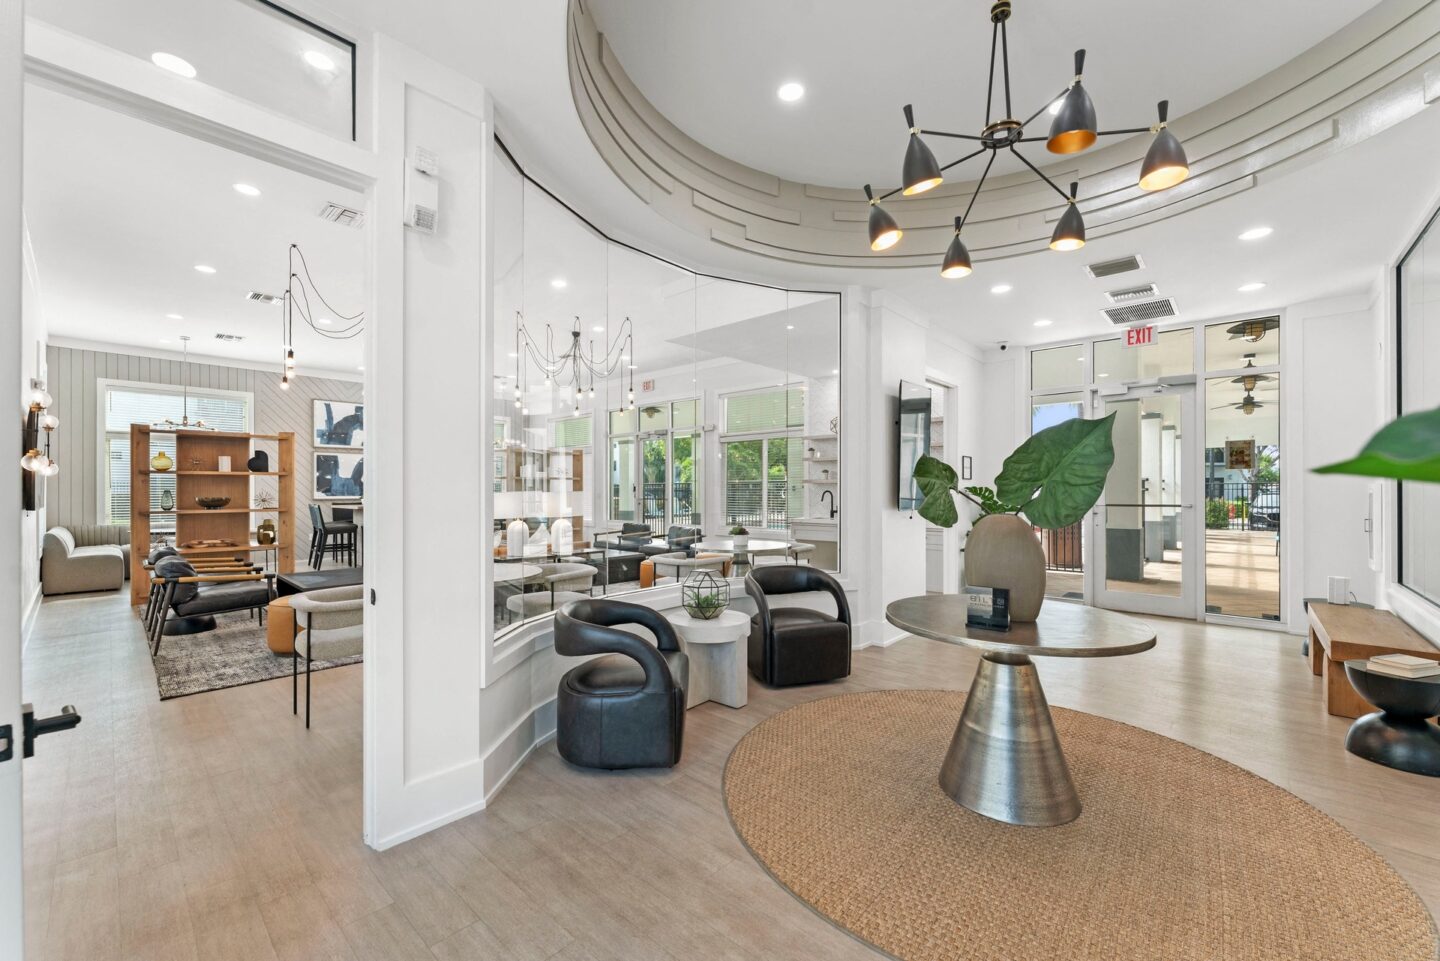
722,690 -> 1439,961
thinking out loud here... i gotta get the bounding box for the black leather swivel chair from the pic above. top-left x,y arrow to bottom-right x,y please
553,599 -> 688,769
745,566 -> 852,686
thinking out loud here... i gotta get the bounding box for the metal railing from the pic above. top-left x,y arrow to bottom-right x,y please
1204,480 -> 1280,532
1038,521 -> 1083,572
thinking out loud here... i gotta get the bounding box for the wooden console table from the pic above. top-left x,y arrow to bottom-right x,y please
1307,601 -> 1440,718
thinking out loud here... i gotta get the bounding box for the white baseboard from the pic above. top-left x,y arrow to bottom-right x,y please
21,583 -> 40,652
482,695 -> 559,803
369,795 -> 490,851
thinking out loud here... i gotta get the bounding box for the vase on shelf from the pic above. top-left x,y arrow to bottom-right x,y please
256,519 -> 277,545
150,450 -> 173,472
247,450 -> 269,472
160,488 -> 174,512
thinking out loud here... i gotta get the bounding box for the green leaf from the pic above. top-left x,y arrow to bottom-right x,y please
996,412 -> 1117,529
1314,407 -> 1440,482
961,485 -> 1023,516
914,455 -> 961,528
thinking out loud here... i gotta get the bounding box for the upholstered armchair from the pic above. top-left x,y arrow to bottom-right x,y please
744,566 -> 852,687
289,586 -> 364,728
636,525 -> 703,558
504,562 -> 597,622
150,556 -> 276,654
597,522 -> 653,551
553,598 -> 689,769
142,546 -> 258,634
41,527 -> 126,596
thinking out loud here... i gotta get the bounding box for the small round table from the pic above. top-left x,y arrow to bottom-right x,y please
694,538 -> 791,576
886,596 -> 1156,826
666,609 -> 750,709
1343,660 -> 1440,777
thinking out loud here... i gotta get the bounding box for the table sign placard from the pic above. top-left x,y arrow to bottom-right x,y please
964,585 -> 1010,631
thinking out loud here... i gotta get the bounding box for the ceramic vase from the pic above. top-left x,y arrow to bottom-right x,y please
732,534 -> 749,551
247,451 -> 269,472
150,450 -> 173,472
506,518 -> 529,558
256,519 -> 277,545
550,515 -> 573,555
964,513 -> 1046,622
160,488 -> 174,512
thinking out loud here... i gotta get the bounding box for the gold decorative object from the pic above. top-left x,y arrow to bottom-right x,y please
256,519 -> 277,545
150,450 -> 174,472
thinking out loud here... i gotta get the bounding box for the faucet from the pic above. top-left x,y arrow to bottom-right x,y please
820,489 -> 837,519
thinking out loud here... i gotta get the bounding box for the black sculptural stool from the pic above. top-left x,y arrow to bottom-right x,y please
1344,659 -> 1440,777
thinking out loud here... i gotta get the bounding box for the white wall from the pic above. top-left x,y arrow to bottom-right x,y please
20,224 -> 45,640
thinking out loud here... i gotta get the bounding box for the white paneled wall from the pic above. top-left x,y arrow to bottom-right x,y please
45,344 -> 362,554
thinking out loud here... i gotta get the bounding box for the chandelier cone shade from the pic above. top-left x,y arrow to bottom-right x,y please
864,184 -> 902,251
1049,182 -> 1086,251
1139,100 -> 1190,191
1047,50 -> 1097,154
901,104 -> 943,196
940,218 -> 973,278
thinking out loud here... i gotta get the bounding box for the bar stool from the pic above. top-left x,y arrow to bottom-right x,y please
309,504 -> 358,568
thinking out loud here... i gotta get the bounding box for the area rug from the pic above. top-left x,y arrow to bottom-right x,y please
142,609 -> 361,700
722,689 -> 1439,961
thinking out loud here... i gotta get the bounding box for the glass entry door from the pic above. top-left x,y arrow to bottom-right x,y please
1093,383 -> 1200,618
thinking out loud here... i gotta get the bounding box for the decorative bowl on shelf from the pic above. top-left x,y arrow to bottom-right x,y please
195,496 -> 232,510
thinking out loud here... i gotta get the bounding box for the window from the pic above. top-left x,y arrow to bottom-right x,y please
101,382 -> 251,528
1399,208 -> 1440,606
721,387 -> 804,531
550,415 -> 592,449
1093,327 -> 1194,382
1031,344 -> 1087,390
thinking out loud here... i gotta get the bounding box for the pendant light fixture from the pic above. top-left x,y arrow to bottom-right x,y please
1046,50 -> 1097,154
861,0 -> 1189,276
940,217 -> 973,278
1049,182 -> 1086,251
864,184 -> 902,251
1138,100 -> 1190,191
901,104 -> 943,195
279,243 -> 365,391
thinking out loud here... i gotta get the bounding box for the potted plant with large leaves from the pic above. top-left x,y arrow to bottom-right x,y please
914,413 -> 1117,621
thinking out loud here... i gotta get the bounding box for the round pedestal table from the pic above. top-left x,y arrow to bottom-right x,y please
885,596 -> 1156,826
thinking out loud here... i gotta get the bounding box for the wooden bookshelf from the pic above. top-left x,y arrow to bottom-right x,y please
128,425 -> 295,604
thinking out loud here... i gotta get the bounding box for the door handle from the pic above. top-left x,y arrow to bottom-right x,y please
22,703 -> 82,759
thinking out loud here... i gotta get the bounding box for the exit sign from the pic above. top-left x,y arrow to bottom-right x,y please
641,379 -> 656,393
1123,324 -> 1156,348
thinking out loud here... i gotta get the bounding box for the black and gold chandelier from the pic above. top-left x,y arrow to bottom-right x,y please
864,0 -> 1191,276
512,313 -> 637,417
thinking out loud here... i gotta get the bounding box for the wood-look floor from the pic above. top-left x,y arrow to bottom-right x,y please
21,590 -> 1440,961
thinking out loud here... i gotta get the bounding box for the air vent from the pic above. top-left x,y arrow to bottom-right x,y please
245,291 -> 283,305
1102,298 -> 1178,325
213,333 -> 246,343
1085,255 -> 1145,279
1105,283 -> 1158,304
318,202 -> 366,228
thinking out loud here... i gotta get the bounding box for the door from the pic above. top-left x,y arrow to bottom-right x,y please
671,431 -> 700,527
611,436 -> 638,522
640,432 -> 667,529
1093,383 -> 1200,618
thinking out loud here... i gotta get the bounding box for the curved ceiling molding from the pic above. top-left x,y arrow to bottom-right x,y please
568,0 -> 1440,270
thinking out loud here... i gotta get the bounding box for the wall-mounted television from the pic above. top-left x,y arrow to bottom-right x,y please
898,380 -> 932,510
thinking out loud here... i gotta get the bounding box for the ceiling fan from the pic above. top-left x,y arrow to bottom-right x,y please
1230,354 -> 1275,392
1226,317 -> 1280,343
1212,391 -> 1265,416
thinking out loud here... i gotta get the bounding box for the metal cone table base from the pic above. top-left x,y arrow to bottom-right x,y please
939,653 -> 1081,826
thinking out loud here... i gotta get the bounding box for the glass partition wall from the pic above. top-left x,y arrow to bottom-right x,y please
1398,207 -> 1440,607
491,144 -> 841,637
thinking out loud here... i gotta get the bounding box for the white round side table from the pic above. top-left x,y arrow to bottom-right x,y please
665,608 -> 750,709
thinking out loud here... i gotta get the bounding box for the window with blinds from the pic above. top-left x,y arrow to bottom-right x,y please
722,387 -> 805,434
551,415 -> 592,449
102,383 -> 251,527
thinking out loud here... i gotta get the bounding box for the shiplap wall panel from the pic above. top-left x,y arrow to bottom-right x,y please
46,345 -> 363,555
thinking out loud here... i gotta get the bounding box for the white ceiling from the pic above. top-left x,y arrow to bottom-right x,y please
23,84 -> 367,375
587,0 -> 1377,188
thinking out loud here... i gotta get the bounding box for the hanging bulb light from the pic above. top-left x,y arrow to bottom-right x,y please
41,413 -> 59,431
1049,182 -> 1086,251
1138,99 -> 1189,191
864,184 -> 902,251
42,460 -> 59,477
285,347 -> 295,369
588,386 -> 595,399
30,387 -> 52,408
280,373 -> 290,391
940,216 -> 973,279
20,449 -> 42,472
1047,50 -> 1097,154
900,104 -> 943,196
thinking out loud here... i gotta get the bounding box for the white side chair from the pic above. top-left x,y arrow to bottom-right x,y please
289,585 -> 364,728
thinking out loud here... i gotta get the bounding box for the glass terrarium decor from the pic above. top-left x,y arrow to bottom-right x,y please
681,569 -> 729,620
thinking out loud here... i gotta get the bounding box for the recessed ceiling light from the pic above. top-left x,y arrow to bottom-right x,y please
777,81 -> 805,103
1077,357 -> 1086,362
1033,319 -> 1052,327
990,284 -> 1013,294
166,313 -> 183,320
1238,226 -> 1273,241
232,183 -> 261,197
159,338 -> 171,344
151,52 -> 196,78
507,351 -> 518,358
302,50 -> 336,72
550,277 -> 567,289
316,317 -> 333,325
629,364 -> 638,370
831,369 -> 839,375
592,325 -> 604,333
786,324 -> 795,330
357,365 -> 365,371
194,264 -> 216,274
1098,372 -> 1110,378
1238,282 -> 1266,292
